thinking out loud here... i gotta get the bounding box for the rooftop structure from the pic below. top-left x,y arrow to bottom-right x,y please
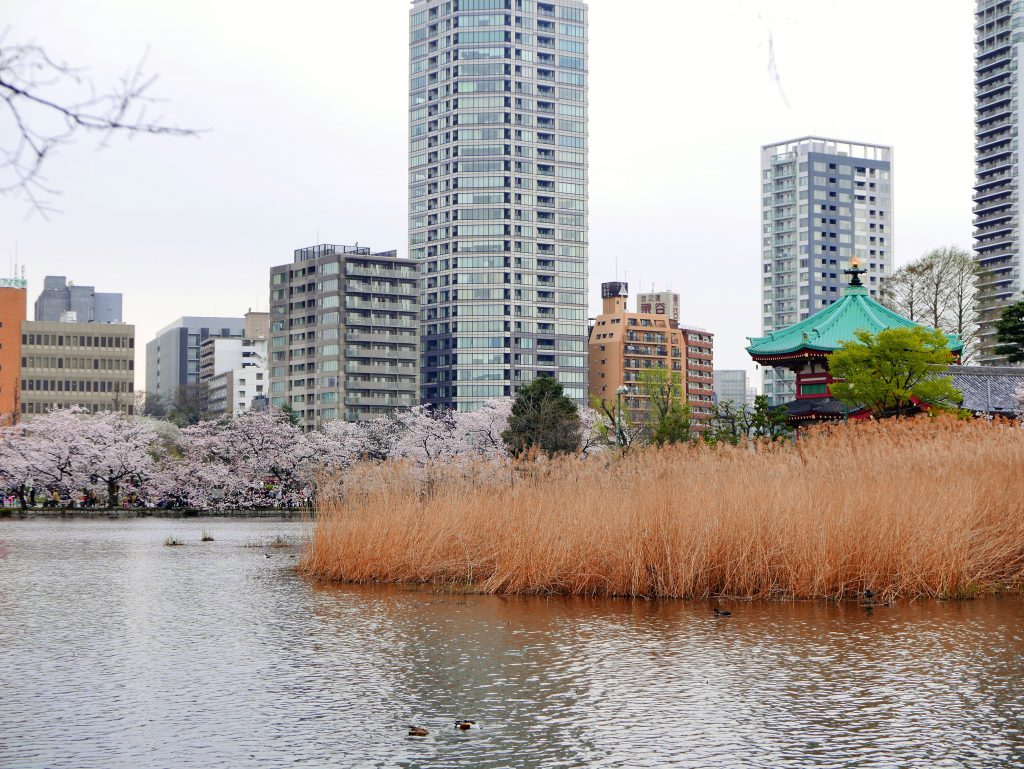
748,259 -> 963,424
34,276 -> 122,324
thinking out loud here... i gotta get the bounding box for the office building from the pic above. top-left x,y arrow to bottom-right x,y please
713,369 -> 756,409
760,137 -> 893,404
201,311 -> 269,417
410,0 -> 590,411
974,0 -> 1023,363
0,278 -> 28,422
145,317 -> 246,403
269,244 -> 418,430
588,282 -> 714,431
19,320 -> 135,417
34,275 -> 122,324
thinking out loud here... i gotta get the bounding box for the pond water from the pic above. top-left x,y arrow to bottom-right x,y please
1,517 -> 1023,768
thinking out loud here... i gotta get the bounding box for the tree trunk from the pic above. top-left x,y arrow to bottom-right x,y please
107,479 -> 118,510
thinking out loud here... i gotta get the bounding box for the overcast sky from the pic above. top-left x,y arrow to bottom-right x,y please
2,0 -> 975,390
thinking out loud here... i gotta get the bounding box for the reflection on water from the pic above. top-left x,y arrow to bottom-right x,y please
1,518 -> 1023,768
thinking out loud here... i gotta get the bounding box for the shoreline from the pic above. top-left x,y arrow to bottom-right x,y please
0,508 -> 314,520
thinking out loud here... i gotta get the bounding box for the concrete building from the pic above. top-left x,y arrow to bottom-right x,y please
145,317 -> 246,403
0,278 -> 28,422
269,244 -> 418,430
19,320 -> 135,418
200,311 -> 269,417
713,369 -> 756,409
760,137 -> 893,404
974,0 -> 1024,363
34,276 -> 122,324
588,282 -> 714,431
410,0 -> 590,412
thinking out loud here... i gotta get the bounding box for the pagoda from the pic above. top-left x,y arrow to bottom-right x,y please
746,257 -> 965,425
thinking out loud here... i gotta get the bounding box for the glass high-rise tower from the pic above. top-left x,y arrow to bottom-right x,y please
409,0 -> 589,412
760,137 -> 893,405
974,0 -> 1023,363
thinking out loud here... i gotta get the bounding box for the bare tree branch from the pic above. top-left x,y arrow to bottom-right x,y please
0,28 -> 199,217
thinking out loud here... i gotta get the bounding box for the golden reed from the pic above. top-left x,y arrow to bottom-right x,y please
300,418 -> 1024,601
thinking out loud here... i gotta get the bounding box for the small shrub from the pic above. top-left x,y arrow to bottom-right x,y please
269,535 -> 289,549
200,530 -> 214,542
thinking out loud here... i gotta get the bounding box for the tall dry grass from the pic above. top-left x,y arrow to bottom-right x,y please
300,418 -> 1024,601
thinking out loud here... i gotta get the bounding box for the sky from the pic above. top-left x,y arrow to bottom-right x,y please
2,0 -> 976,391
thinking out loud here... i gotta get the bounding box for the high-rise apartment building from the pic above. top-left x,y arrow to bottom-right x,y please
269,244 -> 418,430
0,278 -> 28,422
409,0 -> 590,412
19,321 -> 135,418
34,276 -> 122,324
760,137 -> 893,404
145,317 -> 246,403
588,282 -> 714,431
974,0 -> 1023,363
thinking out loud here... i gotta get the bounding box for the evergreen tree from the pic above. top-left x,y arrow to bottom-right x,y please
502,376 -> 581,457
994,300 -> 1024,363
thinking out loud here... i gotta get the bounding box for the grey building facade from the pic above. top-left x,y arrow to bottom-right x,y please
269,244 -> 418,430
20,320 -> 135,418
760,137 -> 893,404
145,317 -> 246,403
410,0 -> 590,412
713,369 -> 755,409
34,276 -> 123,323
974,0 -> 1023,363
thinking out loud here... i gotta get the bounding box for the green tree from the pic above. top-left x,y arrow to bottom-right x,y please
502,376 -> 580,457
280,403 -> 302,427
167,384 -> 208,427
828,327 -> 963,419
707,399 -> 750,446
639,367 -> 692,446
748,395 -> 791,440
994,300 -> 1024,363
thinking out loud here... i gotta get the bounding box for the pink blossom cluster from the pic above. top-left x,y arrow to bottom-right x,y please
0,400 -> 610,510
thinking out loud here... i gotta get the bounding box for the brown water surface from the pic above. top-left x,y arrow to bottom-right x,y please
1,517 -> 1023,768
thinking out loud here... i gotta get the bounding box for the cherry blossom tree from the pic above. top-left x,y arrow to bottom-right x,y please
179,408 -> 321,508
78,411 -> 160,508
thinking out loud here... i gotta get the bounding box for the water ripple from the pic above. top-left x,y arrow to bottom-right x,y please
1,518 -> 1023,768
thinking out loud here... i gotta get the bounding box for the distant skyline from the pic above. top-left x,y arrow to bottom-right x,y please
2,1 -> 975,391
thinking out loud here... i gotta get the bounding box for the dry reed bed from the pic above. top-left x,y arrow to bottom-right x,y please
300,418 -> 1024,601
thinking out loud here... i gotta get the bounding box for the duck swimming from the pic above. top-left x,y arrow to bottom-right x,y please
454,720 -> 477,730
713,608 -> 731,617
408,727 -> 429,737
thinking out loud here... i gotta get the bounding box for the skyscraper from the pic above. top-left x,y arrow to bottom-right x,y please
409,0 -> 590,412
760,137 -> 893,404
974,0 -> 1022,363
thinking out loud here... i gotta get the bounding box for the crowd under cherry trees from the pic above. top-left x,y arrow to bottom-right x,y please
0,401 -> 610,510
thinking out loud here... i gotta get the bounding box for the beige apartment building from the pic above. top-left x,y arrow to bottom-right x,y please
589,282 -> 714,431
19,320 -> 136,418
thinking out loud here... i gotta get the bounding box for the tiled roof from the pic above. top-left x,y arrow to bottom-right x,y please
747,285 -> 964,357
945,365 -> 1024,415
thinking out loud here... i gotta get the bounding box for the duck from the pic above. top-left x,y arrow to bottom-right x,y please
454,720 -> 477,730
713,608 -> 732,617
863,589 -> 875,601
408,726 -> 429,737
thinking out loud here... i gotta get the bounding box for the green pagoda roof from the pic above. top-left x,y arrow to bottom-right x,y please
747,284 -> 965,358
